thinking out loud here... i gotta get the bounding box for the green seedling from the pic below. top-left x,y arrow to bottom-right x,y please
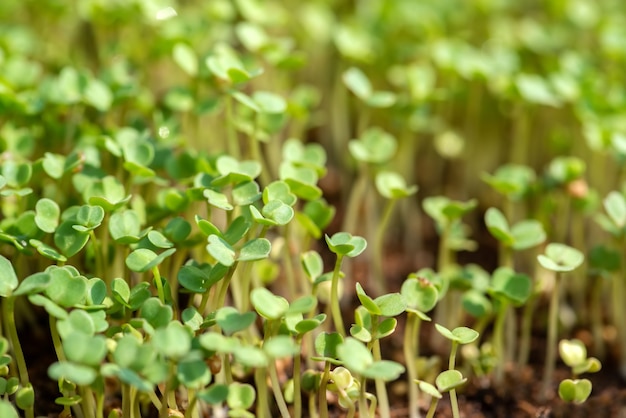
0,255 -> 33,418
537,243 -> 584,399
325,232 -> 367,335
372,170 -> 418,294
587,245 -> 621,358
434,324 -> 479,418
343,127 -> 397,241
311,331 -> 344,418
415,369 -> 468,418
487,267 -> 532,384
337,337 -> 405,418
352,283 -> 406,418
558,338 -> 601,404
596,191 -> 626,377
423,196 -> 477,331
485,207 -> 546,268
401,274 -> 439,418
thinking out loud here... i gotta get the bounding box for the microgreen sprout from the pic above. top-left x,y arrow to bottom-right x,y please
557,338 -> 601,404
537,243 -> 584,399
434,324 -> 479,418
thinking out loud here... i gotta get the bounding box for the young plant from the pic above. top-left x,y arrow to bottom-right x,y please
537,243 -> 584,399
557,338 -> 601,404
325,232 -> 367,336
433,324 -> 479,418
487,267 -> 532,384
0,256 -> 47,418
373,170 -> 418,294
400,273 -> 439,418
352,283 -> 407,418
337,337 -> 405,418
422,197 -> 477,330
414,369 -> 467,418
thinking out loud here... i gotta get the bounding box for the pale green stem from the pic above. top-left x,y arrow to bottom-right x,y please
89,230 -> 104,280
255,367 -> 271,418
122,384 -> 131,418
81,386 -> 96,418
281,222 -> 297,300
318,362 -> 331,418
49,315 -> 66,362
373,337 -> 390,418
541,273 -> 561,400
373,198 -> 397,296
449,341 -> 461,418
358,375 -> 369,418
184,389 -> 199,418
293,342 -> 303,418
330,255 -> 346,336
2,296 -> 34,418
590,275 -> 605,359
493,300 -> 509,385
152,266 -> 165,304
269,362 -> 290,418
95,389 -> 104,418
215,263 -> 239,311
404,313 -> 422,418
225,95 -> 240,159
425,397 -> 439,418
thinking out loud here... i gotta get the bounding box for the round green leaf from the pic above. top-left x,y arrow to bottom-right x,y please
197,384 -> 229,405
232,346 -> 268,368
238,238 -> 271,262
173,43 -> 198,77
63,333 -> 107,366
48,362 -> 96,386
35,198 -> 60,233
416,380 -> 442,399
264,335 -> 299,358
216,307 -> 256,335
374,293 -> 407,317
207,235 -> 236,266
325,232 -> 367,257
153,321 -> 192,360
15,384 -> 34,410
375,171 -> 417,199
485,207 -> 513,245
250,287 -> 288,320
45,269 -> 86,307
263,181 -> 297,206
109,210 -> 142,243
362,360 -> 405,381
342,67 -> 372,100
0,400 -> 19,418
348,127 -> 397,164
227,382 -> 256,410
435,370 -> 467,392
510,220 -> 546,250
401,276 -> 439,312
54,221 -> 89,257
140,298 -> 173,328
604,191 -> 626,228
337,338 -> 373,375
253,91 -> 287,114
0,255 -> 18,297
204,189 -> 233,211
558,378 -> 592,404
262,200 -> 294,225
177,357 -> 211,389
537,243 -> 584,272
